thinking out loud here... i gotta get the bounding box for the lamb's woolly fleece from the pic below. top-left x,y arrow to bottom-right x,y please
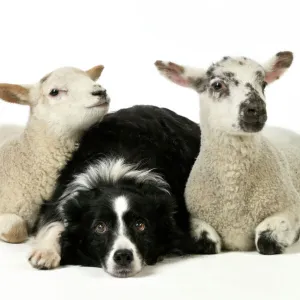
0,64 -> 108,243
185,126 -> 300,251
0,117 -> 77,229
0,125 -> 23,146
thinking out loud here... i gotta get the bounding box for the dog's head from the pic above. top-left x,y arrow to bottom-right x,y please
58,159 -> 182,277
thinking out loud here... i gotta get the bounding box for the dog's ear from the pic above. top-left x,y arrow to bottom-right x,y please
61,189 -> 97,224
144,194 -> 184,265
60,230 -> 98,267
59,189 -> 100,267
144,214 -> 184,265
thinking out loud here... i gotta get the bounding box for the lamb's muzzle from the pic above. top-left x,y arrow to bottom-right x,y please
239,97 -> 267,132
87,87 -> 110,108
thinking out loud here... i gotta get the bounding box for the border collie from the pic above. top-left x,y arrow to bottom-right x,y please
29,105 -> 201,277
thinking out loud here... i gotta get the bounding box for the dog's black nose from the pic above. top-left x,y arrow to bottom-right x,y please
113,249 -> 133,267
92,89 -> 107,97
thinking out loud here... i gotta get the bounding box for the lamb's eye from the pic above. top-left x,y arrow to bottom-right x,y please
211,81 -> 225,91
134,220 -> 146,232
95,222 -> 107,234
49,89 -> 59,96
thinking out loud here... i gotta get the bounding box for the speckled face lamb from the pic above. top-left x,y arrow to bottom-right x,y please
155,52 -> 293,135
199,57 -> 268,133
155,52 -> 299,256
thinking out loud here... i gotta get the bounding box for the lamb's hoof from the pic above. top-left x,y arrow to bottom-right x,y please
194,231 -> 221,254
29,248 -> 61,270
256,230 -> 284,255
190,218 -> 221,254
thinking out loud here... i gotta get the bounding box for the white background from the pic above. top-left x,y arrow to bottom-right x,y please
0,0 -> 300,299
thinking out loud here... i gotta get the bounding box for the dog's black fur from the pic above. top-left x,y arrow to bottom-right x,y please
35,105 -> 201,273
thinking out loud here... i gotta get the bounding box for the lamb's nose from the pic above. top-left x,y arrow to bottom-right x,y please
245,107 -> 258,117
92,89 -> 107,97
244,102 -> 266,119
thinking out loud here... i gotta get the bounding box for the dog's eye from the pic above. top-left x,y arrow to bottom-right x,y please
95,222 -> 107,234
134,220 -> 146,232
49,89 -> 59,97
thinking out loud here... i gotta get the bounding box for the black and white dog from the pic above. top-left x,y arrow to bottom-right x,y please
29,105 -> 201,277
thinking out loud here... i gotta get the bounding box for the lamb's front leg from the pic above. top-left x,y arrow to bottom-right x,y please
255,211 -> 300,255
29,222 -> 64,269
190,217 -> 222,254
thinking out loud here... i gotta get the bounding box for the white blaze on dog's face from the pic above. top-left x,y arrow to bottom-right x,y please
104,196 -> 143,277
56,158 -> 180,278
155,51 -> 293,135
0,65 -> 110,135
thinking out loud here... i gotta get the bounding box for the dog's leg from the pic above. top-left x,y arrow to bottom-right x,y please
0,213 -> 28,243
29,222 -> 64,269
190,217 -> 221,254
255,210 -> 300,255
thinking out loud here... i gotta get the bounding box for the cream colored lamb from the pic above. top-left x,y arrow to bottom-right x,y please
155,51 -> 300,255
0,64 -> 110,243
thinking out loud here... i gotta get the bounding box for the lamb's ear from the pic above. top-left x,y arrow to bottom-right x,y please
263,51 -> 293,84
0,83 -> 31,105
86,65 -> 104,81
155,60 -> 205,90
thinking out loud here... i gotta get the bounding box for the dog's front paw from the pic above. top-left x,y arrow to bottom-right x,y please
29,248 -> 61,270
191,218 -> 221,254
